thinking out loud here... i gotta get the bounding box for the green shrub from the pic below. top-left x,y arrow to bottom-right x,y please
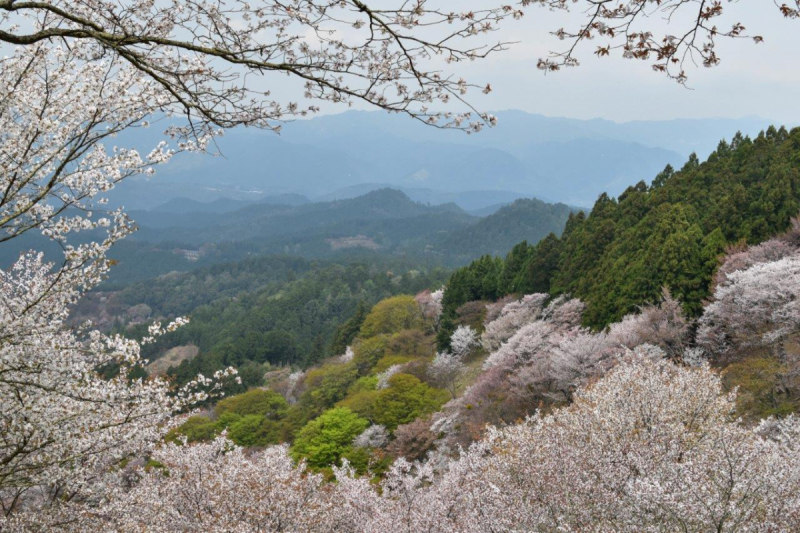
166,415 -> 219,444
226,414 -> 267,447
226,414 -> 283,447
340,446 -> 372,476
291,407 -> 369,469
337,390 -> 381,420
351,336 -> 389,375
214,388 -> 288,419
302,363 -> 359,413
348,376 -> 379,395
372,374 -> 449,430
386,329 -> 434,358
359,296 -> 423,338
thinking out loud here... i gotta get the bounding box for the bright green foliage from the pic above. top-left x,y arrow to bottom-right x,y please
351,336 -> 389,375
348,376 -> 379,394
337,390 -> 380,420
301,363 -> 359,414
335,377 -> 380,419
290,407 -> 369,469
372,374 -> 450,431
225,414 -> 283,447
340,447 -> 373,476
170,388 -> 290,448
215,388 -> 288,419
165,415 -> 219,444
359,296 -> 424,338
444,126 -> 800,329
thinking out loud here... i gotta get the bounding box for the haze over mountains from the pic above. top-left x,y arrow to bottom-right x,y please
126,189 -> 573,266
111,110 -> 780,210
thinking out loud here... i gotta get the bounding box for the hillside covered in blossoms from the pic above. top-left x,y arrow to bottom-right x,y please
3,0 -> 800,531
7,127 -> 800,531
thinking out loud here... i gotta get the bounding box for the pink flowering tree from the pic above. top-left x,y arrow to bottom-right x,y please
419,353 -> 800,531
700,221 -> 800,355
74,354 -> 799,532
416,288 -> 444,333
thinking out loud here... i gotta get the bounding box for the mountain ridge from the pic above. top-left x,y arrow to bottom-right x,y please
103,110 -> 787,210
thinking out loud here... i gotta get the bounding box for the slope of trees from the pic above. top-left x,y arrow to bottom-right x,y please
4,0 -> 800,526
437,198 -> 573,261
10,326 -> 800,530
119,260 -> 451,384
165,293 -> 451,477
443,126 -> 800,333
8,202 -> 800,529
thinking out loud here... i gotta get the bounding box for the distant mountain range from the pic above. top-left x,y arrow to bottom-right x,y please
151,187 -> 527,216
94,189 -> 574,284
152,194 -> 310,214
108,111 -> 784,209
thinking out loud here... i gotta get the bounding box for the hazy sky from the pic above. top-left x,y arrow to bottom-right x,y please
282,3 -> 800,124
462,3 -> 800,123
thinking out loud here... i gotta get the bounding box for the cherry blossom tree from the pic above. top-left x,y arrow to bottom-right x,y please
0,44 -> 243,517
0,1 -> 528,522
428,351 -> 465,399
376,364 -> 403,389
0,1 -> 526,135
0,250 -> 236,517
449,325 -> 478,359
606,288 -> 689,359
7,351 -> 799,530
528,0 -> 800,85
481,293 -> 549,352
339,346 -> 356,363
416,288 -> 444,332
421,352 -> 800,531
4,1 -> 800,528
353,424 -> 389,449
699,251 -> 800,355
92,439 -> 339,531
428,326 -> 475,399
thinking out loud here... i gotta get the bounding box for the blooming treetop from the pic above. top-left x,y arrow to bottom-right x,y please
449,325 -> 478,359
0,250 -> 237,514
8,354 -> 798,531
699,246 -> 800,354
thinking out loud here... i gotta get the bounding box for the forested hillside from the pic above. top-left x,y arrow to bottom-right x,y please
438,198 -> 573,259
442,126 -> 800,335
152,211 -> 800,530
7,0 -> 800,529
129,189 -> 572,261
92,190 -> 573,284
103,258 -> 450,387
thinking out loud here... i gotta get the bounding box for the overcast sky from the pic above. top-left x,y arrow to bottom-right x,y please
285,3 -> 800,125
466,3 -> 800,123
